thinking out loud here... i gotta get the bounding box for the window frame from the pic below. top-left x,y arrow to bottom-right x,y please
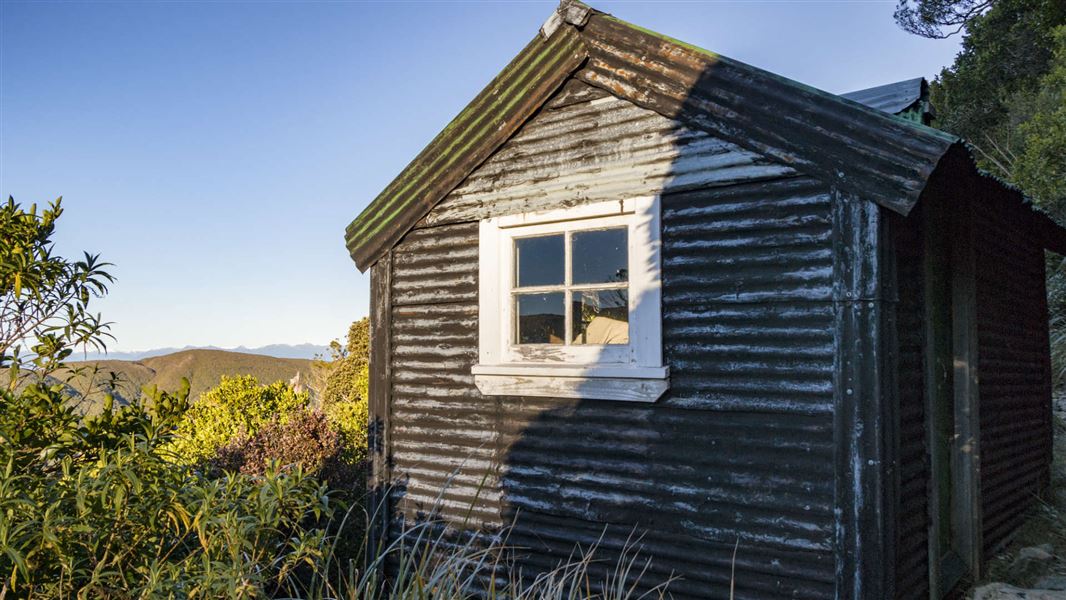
506,215 -> 632,363
473,197 -> 668,402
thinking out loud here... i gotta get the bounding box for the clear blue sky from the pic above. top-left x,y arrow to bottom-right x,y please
0,0 -> 961,352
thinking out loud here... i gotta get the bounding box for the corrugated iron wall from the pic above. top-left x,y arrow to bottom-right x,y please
890,211 -> 930,599
381,82 -> 839,599
974,191 -> 1053,558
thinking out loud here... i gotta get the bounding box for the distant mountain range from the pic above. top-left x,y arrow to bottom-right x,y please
63,348 -> 315,414
76,343 -> 329,362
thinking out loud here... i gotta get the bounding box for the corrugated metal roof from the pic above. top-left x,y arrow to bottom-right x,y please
841,77 -> 926,115
345,1 -> 1066,272
575,14 -> 956,212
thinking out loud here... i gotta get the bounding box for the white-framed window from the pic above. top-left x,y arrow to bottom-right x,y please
472,197 -> 668,402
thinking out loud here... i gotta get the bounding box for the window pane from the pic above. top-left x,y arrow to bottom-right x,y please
571,290 -> 629,345
516,292 -> 565,344
515,235 -> 564,287
572,228 -> 628,284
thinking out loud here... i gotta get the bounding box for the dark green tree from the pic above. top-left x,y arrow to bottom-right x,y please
896,1 -> 1066,384
895,0 -> 1065,209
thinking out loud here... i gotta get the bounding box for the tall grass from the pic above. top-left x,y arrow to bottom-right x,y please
1049,254 -> 1066,387
293,489 -> 676,600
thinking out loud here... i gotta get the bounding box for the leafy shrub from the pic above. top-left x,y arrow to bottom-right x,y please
170,375 -> 309,464
324,393 -> 369,467
312,318 -> 370,468
0,381 -> 334,599
212,408 -> 361,490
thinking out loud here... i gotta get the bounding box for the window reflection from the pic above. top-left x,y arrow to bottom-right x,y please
572,228 -> 628,285
516,292 -> 565,344
515,235 -> 564,287
571,290 -> 629,345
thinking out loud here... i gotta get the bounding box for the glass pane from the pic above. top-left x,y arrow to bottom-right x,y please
572,228 -> 628,285
571,290 -> 629,345
516,292 -> 565,344
515,235 -> 564,287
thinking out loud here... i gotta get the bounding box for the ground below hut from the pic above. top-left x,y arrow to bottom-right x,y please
970,393 -> 1066,599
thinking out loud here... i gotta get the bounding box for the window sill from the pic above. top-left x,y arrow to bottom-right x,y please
471,364 -> 669,402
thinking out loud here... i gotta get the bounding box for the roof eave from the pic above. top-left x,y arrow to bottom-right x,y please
344,21 -> 589,272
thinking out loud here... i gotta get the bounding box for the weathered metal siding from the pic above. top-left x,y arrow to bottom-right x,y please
381,84 -> 840,599
574,13 -> 957,218
419,94 -> 796,228
890,211 -> 930,599
973,191 -> 1053,558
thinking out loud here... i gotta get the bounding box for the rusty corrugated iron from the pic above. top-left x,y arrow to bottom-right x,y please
974,186 -> 1053,559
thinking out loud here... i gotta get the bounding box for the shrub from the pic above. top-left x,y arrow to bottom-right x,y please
312,318 -> 371,469
0,197 -> 113,387
170,375 -> 309,464
212,408 -> 361,491
324,393 -> 369,467
0,381 -> 334,599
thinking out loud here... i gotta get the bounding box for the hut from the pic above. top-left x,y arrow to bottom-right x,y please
343,2 -> 1066,598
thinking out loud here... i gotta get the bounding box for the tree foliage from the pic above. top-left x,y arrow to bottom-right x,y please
899,0 -> 1066,214
895,0 -> 995,38
315,318 -> 369,408
1014,26 -> 1066,211
312,318 -> 370,468
0,197 -> 114,385
899,0 -> 1066,384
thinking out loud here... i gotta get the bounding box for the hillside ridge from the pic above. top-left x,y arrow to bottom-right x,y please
65,348 -> 314,413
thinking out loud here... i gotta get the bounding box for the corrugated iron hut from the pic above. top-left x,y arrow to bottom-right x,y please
343,3 -> 1066,598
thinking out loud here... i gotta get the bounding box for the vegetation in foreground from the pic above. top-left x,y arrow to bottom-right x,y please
0,374 -> 674,599
0,197 -> 670,598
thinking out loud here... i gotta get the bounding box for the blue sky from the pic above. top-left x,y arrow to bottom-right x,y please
1,0 -> 961,352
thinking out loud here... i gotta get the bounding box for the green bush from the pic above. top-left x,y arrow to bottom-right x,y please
0,381 -> 334,599
312,318 -> 370,468
170,375 -> 309,465
324,394 -> 369,468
